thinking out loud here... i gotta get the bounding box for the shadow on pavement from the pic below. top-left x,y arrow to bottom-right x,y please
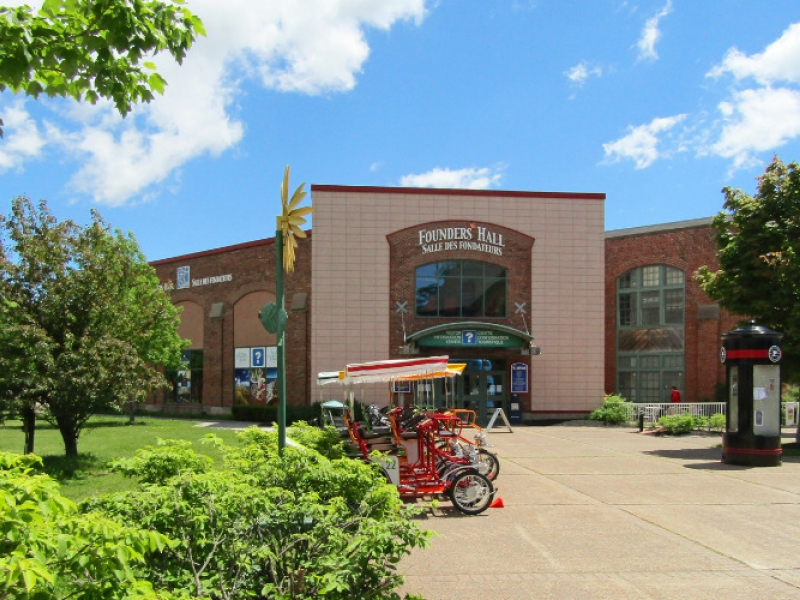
641,447 -> 721,461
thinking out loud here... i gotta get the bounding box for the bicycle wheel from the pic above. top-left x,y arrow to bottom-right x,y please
447,471 -> 494,515
475,449 -> 500,481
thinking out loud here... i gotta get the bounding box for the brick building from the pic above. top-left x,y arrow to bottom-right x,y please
605,217 -> 737,403
149,237 -> 312,414
144,188 -> 732,420
146,185 -> 606,422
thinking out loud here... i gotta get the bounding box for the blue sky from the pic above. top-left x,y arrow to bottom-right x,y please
2,0 -> 800,260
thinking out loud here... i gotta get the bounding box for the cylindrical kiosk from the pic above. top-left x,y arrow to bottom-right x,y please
721,322 -> 783,467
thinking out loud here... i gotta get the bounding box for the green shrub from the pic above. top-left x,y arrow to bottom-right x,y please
655,412 -> 725,434
108,438 -> 214,484
588,395 -> 631,425
709,413 -> 726,431
231,402 -> 322,424
658,413 -> 696,434
288,420 -> 347,459
90,426 -> 428,600
0,451 -> 176,599
230,402 -> 277,422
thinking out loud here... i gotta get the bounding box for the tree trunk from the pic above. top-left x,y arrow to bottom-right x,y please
62,431 -> 79,457
58,420 -> 79,457
128,398 -> 136,424
22,404 -> 36,454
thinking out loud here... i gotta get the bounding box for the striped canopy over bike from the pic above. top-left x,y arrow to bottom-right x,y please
343,356 -> 450,384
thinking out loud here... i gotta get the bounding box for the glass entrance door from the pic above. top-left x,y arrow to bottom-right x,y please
452,358 -> 507,426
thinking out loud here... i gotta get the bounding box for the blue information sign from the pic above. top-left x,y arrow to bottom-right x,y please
510,362 -> 528,394
251,347 -> 266,368
393,380 -> 412,394
462,330 -> 477,345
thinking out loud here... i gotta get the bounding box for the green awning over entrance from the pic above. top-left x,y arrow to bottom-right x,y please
407,322 -> 534,349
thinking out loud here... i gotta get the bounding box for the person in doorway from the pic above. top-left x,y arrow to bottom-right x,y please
670,386 -> 681,403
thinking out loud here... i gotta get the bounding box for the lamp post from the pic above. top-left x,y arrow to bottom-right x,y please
275,225 -> 287,454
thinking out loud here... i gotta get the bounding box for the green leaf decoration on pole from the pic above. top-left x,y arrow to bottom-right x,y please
258,301 -> 287,334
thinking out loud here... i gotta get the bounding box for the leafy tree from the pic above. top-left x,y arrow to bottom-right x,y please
0,451 -> 177,599
92,429 -> 430,600
0,197 -> 185,456
696,156 -> 800,381
0,0 -> 205,137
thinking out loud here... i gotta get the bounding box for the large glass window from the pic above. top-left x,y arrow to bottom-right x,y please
617,266 -> 684,328
616,266 -> 685,402
416,260 -> 507,318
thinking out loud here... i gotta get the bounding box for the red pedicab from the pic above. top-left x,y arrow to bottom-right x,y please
318,356 -> 496,515
384,404 -> 500,482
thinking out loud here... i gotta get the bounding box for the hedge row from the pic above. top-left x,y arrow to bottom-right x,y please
230,402 -> 322,424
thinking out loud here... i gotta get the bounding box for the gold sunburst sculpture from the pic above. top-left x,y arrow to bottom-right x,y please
278,165 -> 313,273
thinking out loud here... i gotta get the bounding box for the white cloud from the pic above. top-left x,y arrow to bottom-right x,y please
400,166 -> 503,189
0,102 -> 45,171
636,0 -> 672,62
602,114 -> 686,169
707,22 -> 800,85
607,20 -> 800,172
701,22 -> 800,169
2,0 -> 427,205
566,62 -> 603,85
709,87 -> 800,168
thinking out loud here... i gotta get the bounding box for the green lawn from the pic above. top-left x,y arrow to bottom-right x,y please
0,416 -> 244,502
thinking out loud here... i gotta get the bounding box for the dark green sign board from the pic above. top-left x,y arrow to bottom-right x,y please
417,328 -> 525,348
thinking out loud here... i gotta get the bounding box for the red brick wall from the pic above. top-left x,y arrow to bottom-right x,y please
605,224 -> 739,402
149,234 -> 312,411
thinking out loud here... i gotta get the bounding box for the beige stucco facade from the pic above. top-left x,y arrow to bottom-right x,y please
310,185 -> 605,420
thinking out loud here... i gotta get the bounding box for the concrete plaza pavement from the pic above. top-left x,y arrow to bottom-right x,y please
398,424 -> 800,600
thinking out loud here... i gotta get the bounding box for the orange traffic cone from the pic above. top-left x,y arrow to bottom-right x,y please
489,496 -> 504,508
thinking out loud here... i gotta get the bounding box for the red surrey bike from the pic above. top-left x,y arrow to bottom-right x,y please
344,406 -> 495,515
318,356 -> 498,515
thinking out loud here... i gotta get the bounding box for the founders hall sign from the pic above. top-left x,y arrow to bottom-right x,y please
418,224 -> 505,257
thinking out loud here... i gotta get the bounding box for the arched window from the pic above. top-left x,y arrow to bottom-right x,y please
616,265 -> 685,403
416,260 -> 506,318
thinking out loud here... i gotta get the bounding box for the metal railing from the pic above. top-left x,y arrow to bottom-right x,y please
621,401 -> 800,427
624,402 -> 725,425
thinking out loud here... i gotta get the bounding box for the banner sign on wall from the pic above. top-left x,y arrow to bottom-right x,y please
266,346 -> 278,368
510,362 -> 529,394
176,266 -> 191,290
417,328 -> 525,348
234,347 -> 250,369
